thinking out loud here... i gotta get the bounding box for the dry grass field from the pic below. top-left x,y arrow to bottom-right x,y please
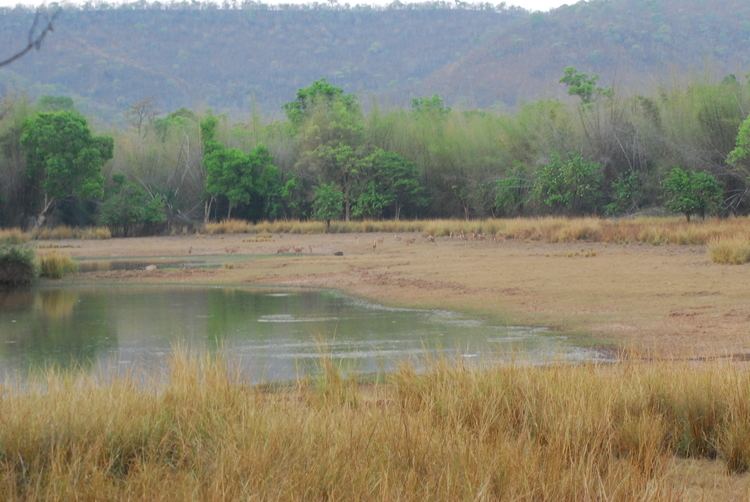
1,353 -> 750,500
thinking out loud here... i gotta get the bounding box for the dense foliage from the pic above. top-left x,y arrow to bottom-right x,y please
2,69 -> 750,233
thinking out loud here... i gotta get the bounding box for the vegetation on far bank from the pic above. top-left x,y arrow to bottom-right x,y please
3,72 -> 750,236
1,353 -> 749,499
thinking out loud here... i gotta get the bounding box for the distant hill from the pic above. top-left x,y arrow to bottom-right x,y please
1,0 -> 750,120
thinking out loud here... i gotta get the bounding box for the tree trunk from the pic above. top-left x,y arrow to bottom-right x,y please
394,203 -> 401,221
227,203 -> 233,220
203,197 -> 214,224
344,196 -> 350,222
34,194 -> 55,229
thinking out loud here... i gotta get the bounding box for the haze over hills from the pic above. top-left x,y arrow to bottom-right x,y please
1,0 -> 750,119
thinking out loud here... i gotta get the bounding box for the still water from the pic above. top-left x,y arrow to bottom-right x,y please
0,286 -> 605,382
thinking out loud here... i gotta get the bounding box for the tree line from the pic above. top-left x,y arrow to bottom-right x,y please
2,70 -> 750,235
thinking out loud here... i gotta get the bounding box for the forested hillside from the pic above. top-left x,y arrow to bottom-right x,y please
2,0 -> 750,118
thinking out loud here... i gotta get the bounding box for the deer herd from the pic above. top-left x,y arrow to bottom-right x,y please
269,230 -> 494,255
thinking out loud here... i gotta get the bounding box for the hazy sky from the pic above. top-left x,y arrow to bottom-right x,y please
0,0 -> 573,11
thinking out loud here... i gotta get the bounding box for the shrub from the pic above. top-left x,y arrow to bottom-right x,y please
0,245 -> 36,286
98,174 -> 167,237
709,237 -> 750,264
534,153 -> 604,215
38,252 -> 78,279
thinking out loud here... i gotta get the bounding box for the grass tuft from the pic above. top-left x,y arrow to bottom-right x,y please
38,252 -> 78,279
202,219 -> 253,234
709,237 -> 750,264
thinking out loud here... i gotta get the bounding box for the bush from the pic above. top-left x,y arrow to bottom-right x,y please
709,237 -> 750,264
98,175 -> 167,237
662,167 -> 723,221
534,153 -> 604,215
38,252 -> 78,279
0,245 -> 36,286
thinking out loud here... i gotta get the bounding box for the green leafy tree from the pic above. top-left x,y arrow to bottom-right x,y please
287,81 -> 364,220
560,67 -> 613,105
205,147 -> 254,219
662,167 -> 723,221
352,181 -> 390,219
21,111 -> 113,227
728,115 -> 750,168
313,183 -> 344,231
360,149 -> 425,220
310,143 -> 361,221
98,174 -> 166,236
284,79 -> 359,128
248,146 -> 283,220
534,153 -> 604,215
727,115 -> 750,211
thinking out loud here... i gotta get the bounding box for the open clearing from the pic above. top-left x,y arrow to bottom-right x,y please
51,231 -> 750,358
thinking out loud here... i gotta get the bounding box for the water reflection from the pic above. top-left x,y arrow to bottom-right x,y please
0,286 -> 605,381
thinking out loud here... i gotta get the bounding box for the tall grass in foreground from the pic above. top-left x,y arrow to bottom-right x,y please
709,237 -> 750,264
3,355 -> 750,500
37,252 -> 78,279
202,217 -> 750,246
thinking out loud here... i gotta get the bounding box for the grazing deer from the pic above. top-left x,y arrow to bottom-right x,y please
276,246 -> 290,254
426,235 -> 435,243
405,237 -> 416,245
293,246 -> 304,254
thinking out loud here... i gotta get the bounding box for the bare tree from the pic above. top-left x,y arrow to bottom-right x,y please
126,98 -> 158,137
0,8 -> 61,68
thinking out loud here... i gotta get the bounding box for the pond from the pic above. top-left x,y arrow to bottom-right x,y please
0,286 -> 607,382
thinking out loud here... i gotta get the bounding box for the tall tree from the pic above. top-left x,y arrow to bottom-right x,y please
21,111 -> 113,227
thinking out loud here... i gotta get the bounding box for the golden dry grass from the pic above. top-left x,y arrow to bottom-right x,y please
0,228 -> 30,244
31,226 -> 111,240
202,219 -> 253,234
2,354 -> 750,500
37,252 -> 78,279
710,237 -> 750,265
200,217 -> 750,246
